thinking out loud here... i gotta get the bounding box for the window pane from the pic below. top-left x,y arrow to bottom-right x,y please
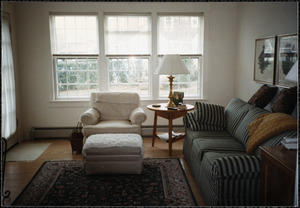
158,16 -> 203,55
105,15 -> 151,55
55,57 -> 98,98
108,57 -> 149,96
51,15 -> 98,54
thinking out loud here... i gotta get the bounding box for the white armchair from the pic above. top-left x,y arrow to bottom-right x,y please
80,92 -> 146,143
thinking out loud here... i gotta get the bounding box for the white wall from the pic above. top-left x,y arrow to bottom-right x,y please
9,2 -> 238,140
234,2 -> 298,100
5,2 -> 297,141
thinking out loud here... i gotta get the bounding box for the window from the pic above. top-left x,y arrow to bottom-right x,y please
50,15 -> 99,99
49,13 -> 204,101
158,15 -> 203,97
105,14 -> 151,97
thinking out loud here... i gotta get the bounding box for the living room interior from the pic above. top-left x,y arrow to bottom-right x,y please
1,1 -> 298,207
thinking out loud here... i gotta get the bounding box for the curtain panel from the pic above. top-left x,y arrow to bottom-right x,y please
1,13 -> 17,139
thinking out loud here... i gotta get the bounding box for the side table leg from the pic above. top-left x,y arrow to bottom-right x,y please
168,118 -> 173,156
152,112 -> 158,147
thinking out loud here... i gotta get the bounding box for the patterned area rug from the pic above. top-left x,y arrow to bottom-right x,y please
13,158 -> 197,206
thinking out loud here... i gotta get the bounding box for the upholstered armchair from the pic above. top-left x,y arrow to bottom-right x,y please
80,92 -> 146,143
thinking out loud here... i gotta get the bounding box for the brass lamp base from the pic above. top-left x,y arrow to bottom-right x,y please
166,100 -> 176,108
166,75 -> 176,108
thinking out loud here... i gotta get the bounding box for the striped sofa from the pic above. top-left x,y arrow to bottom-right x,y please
183,97 -> 297,206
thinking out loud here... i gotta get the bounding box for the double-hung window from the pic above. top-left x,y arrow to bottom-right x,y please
49,13 -> 204,101
157,14 -> 204,98
50,14 -> 99,99
104,14 -> 151,97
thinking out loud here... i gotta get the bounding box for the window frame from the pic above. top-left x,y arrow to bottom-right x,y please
50,13 -> 100,100
157,13 -> 204,98
104,13 -> 152,98
49,12 -> 204,101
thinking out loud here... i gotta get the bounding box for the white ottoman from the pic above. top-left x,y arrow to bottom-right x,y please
83,134 -> 143,175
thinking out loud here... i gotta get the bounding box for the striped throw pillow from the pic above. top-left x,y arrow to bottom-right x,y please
187,102 -> 225,131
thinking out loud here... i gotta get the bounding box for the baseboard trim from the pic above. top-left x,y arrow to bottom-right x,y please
30,125 -> 185,140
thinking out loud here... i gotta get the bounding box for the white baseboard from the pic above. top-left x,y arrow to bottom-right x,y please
30,126 -> 185,139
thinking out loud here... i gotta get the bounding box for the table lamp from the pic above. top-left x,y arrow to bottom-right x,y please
154,54 -> 190,108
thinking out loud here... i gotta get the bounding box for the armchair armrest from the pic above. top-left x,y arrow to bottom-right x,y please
80,108 -> 100,125
129,107 -> 147,125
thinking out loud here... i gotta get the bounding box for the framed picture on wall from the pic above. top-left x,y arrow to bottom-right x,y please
254,36 -> 277,84
275,34 -> 298,87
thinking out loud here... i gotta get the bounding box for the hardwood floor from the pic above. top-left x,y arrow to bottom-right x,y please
2,137 -> 205,206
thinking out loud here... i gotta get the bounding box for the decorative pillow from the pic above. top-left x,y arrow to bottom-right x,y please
246,113 -> 297,154
248,84 -> 278,108
193,102 -> 226,131
271,86 -> 297,114
185,112 -> 199,131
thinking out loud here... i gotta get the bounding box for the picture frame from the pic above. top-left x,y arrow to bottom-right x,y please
172,91 -> 184,106
254,36 -> 277,84
275,34 -> 298,87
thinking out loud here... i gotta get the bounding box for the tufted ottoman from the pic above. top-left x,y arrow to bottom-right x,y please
83,134 -> 143,175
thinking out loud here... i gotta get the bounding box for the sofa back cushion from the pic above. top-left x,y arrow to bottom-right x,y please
233,107 -> 268,147
225,98 -> 253,136
90,92 -> 140,120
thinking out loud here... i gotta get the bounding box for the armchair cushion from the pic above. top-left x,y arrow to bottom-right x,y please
91,92 -> 140,120
82,120 -> 141,138
129,107 -> 147,125
80,108 -> 100,125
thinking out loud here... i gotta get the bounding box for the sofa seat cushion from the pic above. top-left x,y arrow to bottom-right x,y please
82,120 -> 140,138
185,128 -> 231,147
192,137 -> 245,160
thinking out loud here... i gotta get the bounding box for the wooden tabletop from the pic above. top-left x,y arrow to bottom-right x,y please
147,103 -> 194,112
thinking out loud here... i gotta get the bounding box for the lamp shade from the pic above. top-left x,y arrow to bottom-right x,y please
285,60 -> 298,83
154,54 -> 190,75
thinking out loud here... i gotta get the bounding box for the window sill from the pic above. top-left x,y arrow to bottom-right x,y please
48,97 -> 207,108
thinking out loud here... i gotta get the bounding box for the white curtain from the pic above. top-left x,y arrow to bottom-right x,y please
1,13 -> 17,139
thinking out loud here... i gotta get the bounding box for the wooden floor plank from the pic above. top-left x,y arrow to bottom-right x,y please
2,137 -> 205,206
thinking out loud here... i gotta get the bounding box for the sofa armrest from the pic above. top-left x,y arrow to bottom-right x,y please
80,108 -> 100,125
212,155 -> 260,179
129,107 -> 147,125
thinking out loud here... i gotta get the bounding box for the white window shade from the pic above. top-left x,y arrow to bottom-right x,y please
50,15 -> 99,54
105,15 -> 151,55
158,15 -> 203,55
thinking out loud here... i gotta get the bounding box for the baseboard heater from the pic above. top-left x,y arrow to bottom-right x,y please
30,127 -> 78,140
30,125 -> 185,140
